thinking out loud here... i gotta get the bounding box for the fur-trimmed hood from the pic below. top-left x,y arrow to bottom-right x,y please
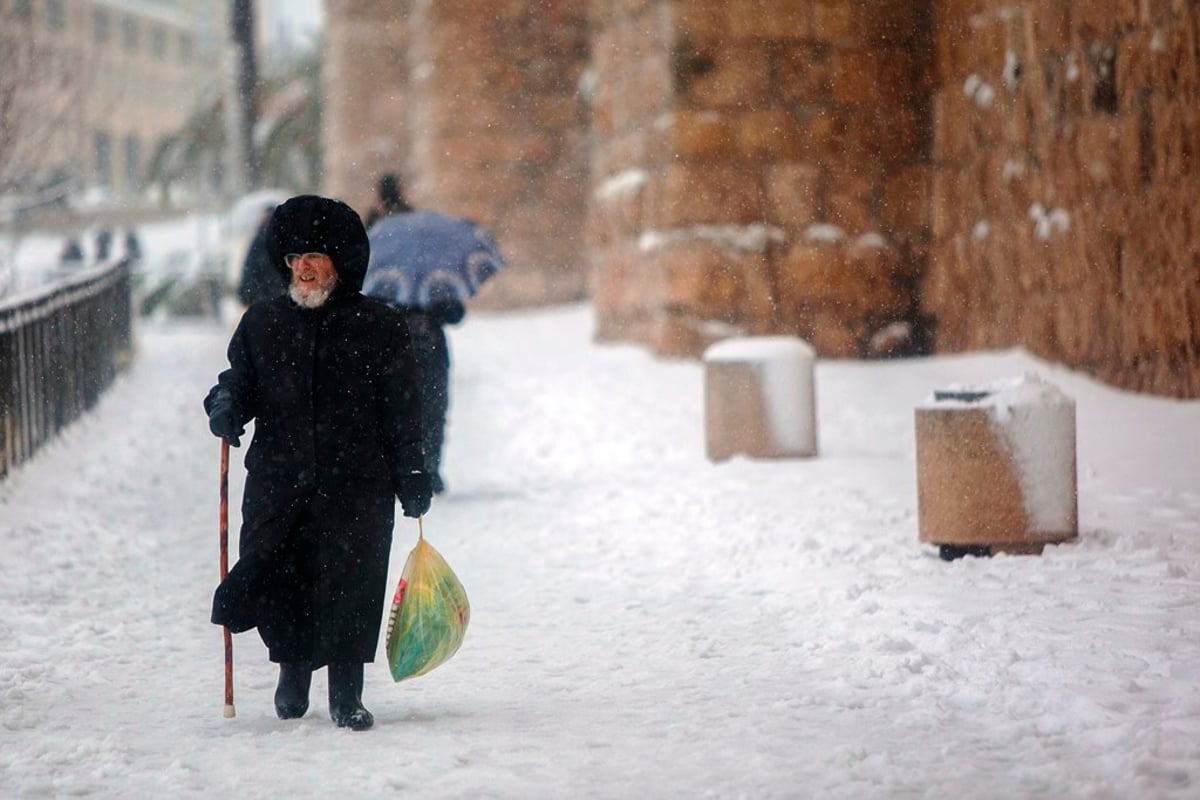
265,195 -> 370,291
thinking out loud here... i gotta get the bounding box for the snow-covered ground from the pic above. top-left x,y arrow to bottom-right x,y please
1,303 -> 1198,798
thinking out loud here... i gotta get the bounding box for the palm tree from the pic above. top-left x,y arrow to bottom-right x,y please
145,44 -> 323,205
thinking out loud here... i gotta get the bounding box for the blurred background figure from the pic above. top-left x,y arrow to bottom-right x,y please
123,229 -> 142,262
94,228 -> 113,262
237,204 -> 286,306
362,174 -> 506,495
364,174 -> 413,230
58,237 -> 84,266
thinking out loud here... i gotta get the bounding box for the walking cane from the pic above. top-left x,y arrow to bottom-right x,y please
219,438 -> 236,718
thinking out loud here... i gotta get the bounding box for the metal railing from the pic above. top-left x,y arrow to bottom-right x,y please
0,259 -> 133,480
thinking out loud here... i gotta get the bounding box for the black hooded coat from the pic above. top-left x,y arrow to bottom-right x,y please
205,196 -> 425,666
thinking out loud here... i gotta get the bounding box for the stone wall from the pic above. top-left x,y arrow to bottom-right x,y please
323,0 -> 414,216
325,1 -> 1200,397
324,0 -> 591,308
587,0 -> 933,357
925,0 -> 1200,397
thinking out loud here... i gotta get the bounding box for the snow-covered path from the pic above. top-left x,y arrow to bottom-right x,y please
2,304 -> 1199,798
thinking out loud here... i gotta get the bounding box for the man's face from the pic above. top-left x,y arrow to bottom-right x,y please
286,252 -> 337,307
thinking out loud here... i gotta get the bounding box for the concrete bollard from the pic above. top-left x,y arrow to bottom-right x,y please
703,336 -> 817,462
915,373 -> 1078,558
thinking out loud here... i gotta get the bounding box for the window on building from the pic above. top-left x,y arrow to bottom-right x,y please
150,25 -> 166,59
46,0 -> 65,30
93,8 -> 109,43
14,0 -> 32,21
124,135 -> 141,191
121,16 -> 137,52
178,32 -> 194,64
95,131 -> 112,187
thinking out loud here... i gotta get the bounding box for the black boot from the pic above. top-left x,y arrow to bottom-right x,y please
328,662 -> 373,731
274,662 -> 312,719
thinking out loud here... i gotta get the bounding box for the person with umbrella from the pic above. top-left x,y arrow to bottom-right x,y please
204,195 -> 433,731
362,174 -> 505,495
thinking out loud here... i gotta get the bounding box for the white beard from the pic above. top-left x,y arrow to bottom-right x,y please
289,282 -> 334,309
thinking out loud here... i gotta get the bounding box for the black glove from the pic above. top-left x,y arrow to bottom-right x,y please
426,298 -> 465,326
205,388 -> 245,447
397,471 -> 433,518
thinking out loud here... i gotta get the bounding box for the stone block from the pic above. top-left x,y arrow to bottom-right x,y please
652,163 -> 764,227
881,164 -> 931,234
777,45 -> 832,104
872,106 -> 926,164
648,311 -> 710,357
824,166 -> 875,232
803,109 -> 842,160
655,238 -> 774,322
671,1 -> 728,40
831,48 -> 883,106
786,308 -> 858,357
659,110 -> 736,160
931,92 -> 970,163
915,376 -> 1078,554
812,1 -> 855,45
1077,0 -> 1122,38
778,237 -> 910,322
861,0 -> 928,46
929,166 -> 966,239
589,242 -> 645,316
703,336 -> 817,461
679,43 -> 771,107
765,162 -> 820,231
727,0 -> 811,40
737,109 -> 807,160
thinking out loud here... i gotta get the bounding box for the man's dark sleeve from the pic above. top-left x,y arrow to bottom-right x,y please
204,317 -> 258,425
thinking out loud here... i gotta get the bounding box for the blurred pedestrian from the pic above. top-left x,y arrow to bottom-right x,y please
123,229 -> 142,261
364,174 -> 471,495
95,228 -> 113,261
59,237 -> 84,265
364,173 -> 413,230
204,195 -> 432,730
237,204 -> 286,306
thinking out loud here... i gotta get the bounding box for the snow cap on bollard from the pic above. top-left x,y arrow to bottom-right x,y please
915,372 -> 1078,558
702,336 -> 817,461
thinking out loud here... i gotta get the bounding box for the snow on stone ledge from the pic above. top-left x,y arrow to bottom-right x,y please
1028,203 -> 1070,241
595,169 -> 648,200
849,232 -> 888,254
638,224 -> 787,254
921,372 -> 1076,535
804,224 -> 845,244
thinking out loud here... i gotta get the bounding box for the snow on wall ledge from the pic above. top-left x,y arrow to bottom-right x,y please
638,224 -> 787,254
920,372 -> 1077,536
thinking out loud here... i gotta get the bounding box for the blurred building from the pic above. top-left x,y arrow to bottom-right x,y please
0,0 -> 228,207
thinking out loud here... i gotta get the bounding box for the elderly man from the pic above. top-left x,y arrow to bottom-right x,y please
204,195 -> 431,731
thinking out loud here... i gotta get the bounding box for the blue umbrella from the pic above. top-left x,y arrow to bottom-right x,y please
362,210 -> 505,310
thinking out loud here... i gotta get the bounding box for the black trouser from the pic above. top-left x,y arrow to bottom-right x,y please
406,312 -> 450,483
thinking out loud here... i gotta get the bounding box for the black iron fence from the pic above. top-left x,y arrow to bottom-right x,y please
0,260 -> 133,480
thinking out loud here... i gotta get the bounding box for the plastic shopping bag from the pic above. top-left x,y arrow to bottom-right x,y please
385,525 -> 470,682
